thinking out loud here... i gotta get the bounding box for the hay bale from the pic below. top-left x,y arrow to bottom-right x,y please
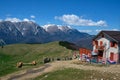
17,62 -> 23,68
32,61 -> 37,65
57,58 -> 61,61
51,58 -> 54,61
44,58 -> 50,63
69,57 -> 72,60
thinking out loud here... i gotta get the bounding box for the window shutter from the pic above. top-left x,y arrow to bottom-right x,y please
100,41 -> 103,46
110,52 -> 114,61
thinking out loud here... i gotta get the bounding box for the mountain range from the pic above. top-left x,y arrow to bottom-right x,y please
0,21 -> 94,49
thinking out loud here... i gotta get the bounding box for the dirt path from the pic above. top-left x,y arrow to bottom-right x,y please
7,64 -> 51,80
0,64 -> 52,80
1,60 -> 120,80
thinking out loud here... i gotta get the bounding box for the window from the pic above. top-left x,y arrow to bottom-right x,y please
93,40 -> 98,45
95,40 -> 98,45
114,43 -> 118,48
92,41 -> 95,45
93,40 -> 98,48
110,52 -> 114,61
110,42 -> 117,47
110,42 -> 113,47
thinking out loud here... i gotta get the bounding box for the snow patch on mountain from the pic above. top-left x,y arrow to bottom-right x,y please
43,24 -> 72,32
58,25 -> 72,31
43,24 -> 59,32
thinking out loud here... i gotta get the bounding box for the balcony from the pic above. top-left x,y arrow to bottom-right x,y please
97,46 -> 104,51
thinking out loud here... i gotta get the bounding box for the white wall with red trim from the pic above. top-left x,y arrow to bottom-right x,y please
93,37 -> 119,63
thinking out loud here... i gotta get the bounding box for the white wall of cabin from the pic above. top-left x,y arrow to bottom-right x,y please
93,37 -> 119,59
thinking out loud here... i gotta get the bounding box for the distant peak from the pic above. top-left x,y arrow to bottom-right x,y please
42,24 -> 72,32
58,25 -> 72,31
42,24 -> 58,31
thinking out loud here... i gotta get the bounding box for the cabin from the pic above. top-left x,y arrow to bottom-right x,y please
92,31 -> 120,64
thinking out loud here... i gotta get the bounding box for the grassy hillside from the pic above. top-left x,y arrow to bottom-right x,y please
0,41 -> 75,76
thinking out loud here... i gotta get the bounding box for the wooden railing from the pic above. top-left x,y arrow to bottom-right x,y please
97,46 -> 104,50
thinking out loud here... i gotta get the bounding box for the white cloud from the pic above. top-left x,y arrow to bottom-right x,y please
30,19 -> 35,22
55,14 -> 107,27
95,29 -> 102,32
5,18 -> 21,22
79,30 -> 92,33
30,15 -> 35,18
1,17 -> 35,23
23,18 -> 36,22
23,18 -> 30,22
96,29 -> 119,33
112,29 -> 119,31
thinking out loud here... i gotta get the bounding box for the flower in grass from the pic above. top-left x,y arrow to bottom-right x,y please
45,75 -> 48,78
113,77 -> 116,80
101,78 -> 104,80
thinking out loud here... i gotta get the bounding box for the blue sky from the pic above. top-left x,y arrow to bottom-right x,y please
0,0 -> 120,35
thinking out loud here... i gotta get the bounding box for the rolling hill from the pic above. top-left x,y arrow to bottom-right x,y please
0,41 -> 77,77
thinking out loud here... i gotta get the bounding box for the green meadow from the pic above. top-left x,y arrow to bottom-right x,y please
0,41 -> 73,76
34,68 -> 119,80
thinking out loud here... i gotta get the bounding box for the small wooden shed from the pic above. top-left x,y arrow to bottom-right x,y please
79,48 -> 92,61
